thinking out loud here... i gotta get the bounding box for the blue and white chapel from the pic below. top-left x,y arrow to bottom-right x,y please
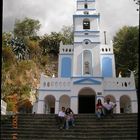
33,0 -> 138,114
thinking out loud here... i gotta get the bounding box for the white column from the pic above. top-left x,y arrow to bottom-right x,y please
116,100 -> 120,114
71,96 -> 78,114
55,100 -> 59,114
36,100 -> 44,114
32,102 -> 37,113
131,101 -> 138,113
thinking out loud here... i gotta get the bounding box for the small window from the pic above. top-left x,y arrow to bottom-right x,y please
84,11 -> 89,15
125,82 -> 127,87
84,3 -> 88,9
83,19 -> 90,29
47,82 -> 50,87
85,32 -> 89,35
83,39 -> 91,45
43,82 -> 46,87
97,92 -> 102,95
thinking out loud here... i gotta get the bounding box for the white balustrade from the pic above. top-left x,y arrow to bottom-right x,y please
40,76 -> 71,90
59,45 -> 74,54
103,78 -> 135,90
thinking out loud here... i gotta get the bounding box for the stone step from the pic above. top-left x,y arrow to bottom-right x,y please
2,122 -> 137,127
17,117 -> 137,120
1,136 -> 138,140
2,120 -> 137,126
17,118 -> 137,122
1,136 -> 137,140
17,113 -> 138,118
1,128 -> 137,133
18,117 -> 137,120
1,133 -> 136,139
17,120 -> 137,125
15,134 -> 138,139
16,125 -> 137,130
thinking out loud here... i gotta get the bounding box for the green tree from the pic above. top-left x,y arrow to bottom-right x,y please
2,47 -> 16,65
39,25 -> 73,56
12,18 -> 41,60
60,25 -> 73,44
2,32 -> 13,47
113,26 -> 139,88
39,32 -> 63,56
14,17 -> 41,38
26,39 -> 42,60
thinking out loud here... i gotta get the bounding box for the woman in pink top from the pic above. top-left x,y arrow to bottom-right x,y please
96,99 -> 104,119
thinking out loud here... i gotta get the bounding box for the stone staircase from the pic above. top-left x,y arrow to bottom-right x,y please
1,113 -> 138,140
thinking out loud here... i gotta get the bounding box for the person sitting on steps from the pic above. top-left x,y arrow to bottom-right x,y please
57,107 -> 66,130
96,99 -> 104,119
65,107 -> 75,129
103,98 -> 117,118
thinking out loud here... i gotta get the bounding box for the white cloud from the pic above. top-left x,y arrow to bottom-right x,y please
3,0 -> 139,42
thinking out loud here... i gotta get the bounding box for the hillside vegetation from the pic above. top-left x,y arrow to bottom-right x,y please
2,18 -> 73,111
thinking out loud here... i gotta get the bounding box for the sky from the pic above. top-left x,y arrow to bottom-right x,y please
3,0 -> 139,42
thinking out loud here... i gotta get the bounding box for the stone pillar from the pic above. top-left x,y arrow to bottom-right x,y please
116,100 -> 120,114
131,101 -> 138,113
36,100 -> 44,114
55,100 -> 59,114
70,96 -> 78,114
32,102 -> 37,113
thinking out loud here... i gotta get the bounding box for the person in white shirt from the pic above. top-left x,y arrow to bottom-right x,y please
103,98 -> 116,118
57,107 -> 66,130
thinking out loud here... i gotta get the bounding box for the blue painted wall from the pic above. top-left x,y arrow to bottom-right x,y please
61,57 -> 72,77
102,57 -> 112,77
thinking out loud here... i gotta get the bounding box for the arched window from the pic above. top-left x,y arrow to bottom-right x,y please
84,3 -> 88,9
83,19 -> 90,29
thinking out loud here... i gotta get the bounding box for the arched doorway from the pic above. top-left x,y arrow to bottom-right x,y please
120,95 -> 131,113
44,95 -> 55,114
59,95 -> 70,111
78,88 -> 96,113
104,95 -> 116,113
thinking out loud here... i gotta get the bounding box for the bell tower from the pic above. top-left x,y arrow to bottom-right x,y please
73,0 -> 101,77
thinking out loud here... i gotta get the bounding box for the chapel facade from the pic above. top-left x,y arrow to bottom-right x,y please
33,0 -> 138,114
